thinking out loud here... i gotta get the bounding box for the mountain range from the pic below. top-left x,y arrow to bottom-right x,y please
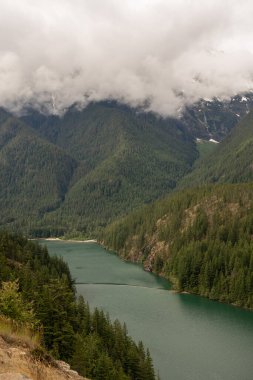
0,94 -> 253,237
179,105 -> 253,188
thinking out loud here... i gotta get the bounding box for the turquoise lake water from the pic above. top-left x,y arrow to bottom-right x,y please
44,240 -> 253,380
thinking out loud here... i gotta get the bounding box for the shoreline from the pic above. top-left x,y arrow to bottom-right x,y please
31,237 -> 97,243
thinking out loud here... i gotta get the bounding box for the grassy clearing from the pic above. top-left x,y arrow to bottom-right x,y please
0,314 -> 41,348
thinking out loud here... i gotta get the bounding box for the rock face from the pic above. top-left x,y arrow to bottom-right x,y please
0,336 -> 88,380
0,374 -> 32,380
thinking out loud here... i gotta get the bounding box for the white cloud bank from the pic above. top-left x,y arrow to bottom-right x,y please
0,0 -> 253,115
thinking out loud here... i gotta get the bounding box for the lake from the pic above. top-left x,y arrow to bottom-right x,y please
44,240 -> 253,380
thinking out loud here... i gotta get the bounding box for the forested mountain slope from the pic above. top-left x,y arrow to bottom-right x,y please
0,232 -> 157,380
23,93 -> 253,143
179,109 -> 253,188
1,103 -> 198,236
0,114 -> 77,233
102,183 -> 253,308
1,96 -> 253,236
38,103 -> 197,235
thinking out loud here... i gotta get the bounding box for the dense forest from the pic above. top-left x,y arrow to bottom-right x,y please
0,104 -> 197,237
1,96 -> 253,237
0,232 -> 157,380
179,108 -> 253,188
102,183 -> 253,309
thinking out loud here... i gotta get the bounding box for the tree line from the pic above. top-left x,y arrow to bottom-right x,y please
0,231 -> 157,380
102,183 -> 253,309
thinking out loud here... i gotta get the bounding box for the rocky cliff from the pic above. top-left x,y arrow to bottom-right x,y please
0,335 -> 89,380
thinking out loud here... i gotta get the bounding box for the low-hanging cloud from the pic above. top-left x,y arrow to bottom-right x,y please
0,0 -> 253,116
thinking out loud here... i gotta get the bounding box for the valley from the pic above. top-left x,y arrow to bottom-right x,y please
44,240 -> 253,380
1,3 -> 253,379
1,95 -> 253,237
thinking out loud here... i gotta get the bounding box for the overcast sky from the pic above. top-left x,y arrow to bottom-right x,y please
0,0 -> 253,115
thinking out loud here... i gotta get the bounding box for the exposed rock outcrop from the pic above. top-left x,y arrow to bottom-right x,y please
0,336 -> 88,380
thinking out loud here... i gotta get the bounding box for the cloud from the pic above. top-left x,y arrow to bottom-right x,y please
0,0 -> 253,115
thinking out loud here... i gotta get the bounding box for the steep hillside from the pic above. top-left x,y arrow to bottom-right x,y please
7,102 -> 196,236
2,97 -> 253,236
179,109 -> 253,188
0,232 -> 157,380
180,93 -> 253,141
0,335 -> 87,380
23,94 -> 253,144
102,183 -> 253,308
0,115 -> 77,233
24,102 -> 197,173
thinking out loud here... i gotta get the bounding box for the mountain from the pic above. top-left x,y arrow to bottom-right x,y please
179,109 -> 253,189
0,110 -> 77,234
180,93 -> 253,141
102,182 -> 253,308
1,94 -> 253,236
23,93 -> 253,144
41,103 -> 199,235
100,101 -> 253,310
1,103 -> 198,236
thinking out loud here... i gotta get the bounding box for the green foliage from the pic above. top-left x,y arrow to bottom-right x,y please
180,109 -> 253,188
1,99 -> 253,237
0,280 -> 36,326
0,116 -> 77,235
103,183 -> 253,309
195,140 -> 218,161
0,102 -> 197,236
0,232 -> 157,379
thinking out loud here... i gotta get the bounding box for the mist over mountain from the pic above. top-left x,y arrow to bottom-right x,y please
0,93 -> 252,236
2,3 -> 253,379
180,93 -> 253,141
1,0 -> 253,116
1,0 -> 253,276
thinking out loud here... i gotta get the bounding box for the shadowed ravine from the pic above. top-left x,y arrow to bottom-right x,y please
44,240 -> 253,380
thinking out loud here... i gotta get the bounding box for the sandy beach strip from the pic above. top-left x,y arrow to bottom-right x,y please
32,237 -> 97,243
62,239 -> 97,243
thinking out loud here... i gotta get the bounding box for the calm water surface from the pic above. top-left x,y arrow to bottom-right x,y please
44,240 -> 253,380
